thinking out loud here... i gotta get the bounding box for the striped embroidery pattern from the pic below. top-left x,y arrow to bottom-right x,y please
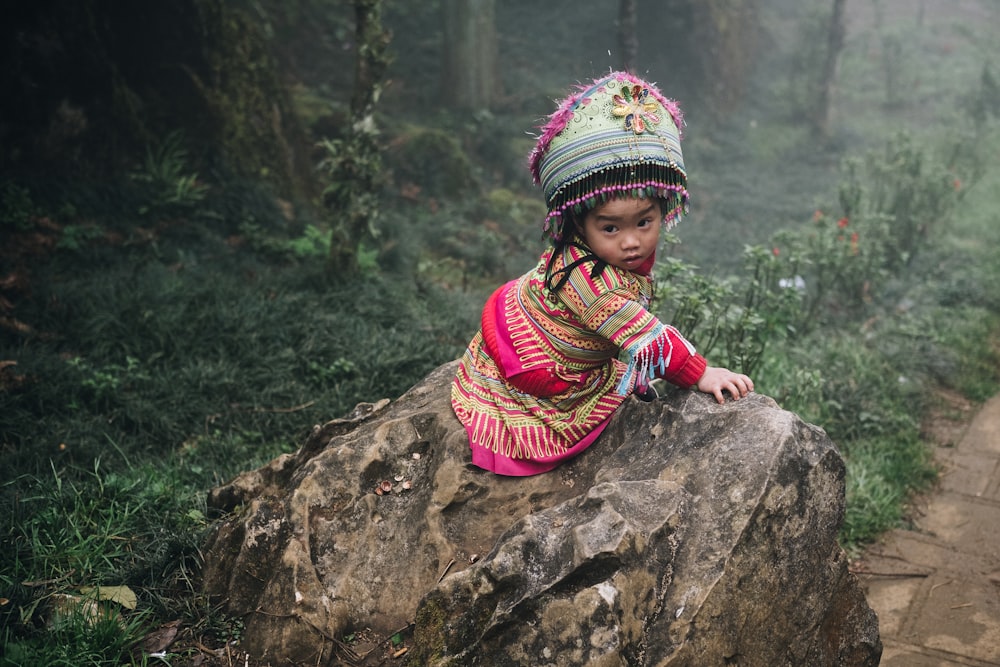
452,243 -> 694,461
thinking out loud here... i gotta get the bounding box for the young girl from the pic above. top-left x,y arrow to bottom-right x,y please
451,71 -> 753,476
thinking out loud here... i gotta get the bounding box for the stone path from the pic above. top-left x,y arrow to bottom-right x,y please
858,394 -> 1000,666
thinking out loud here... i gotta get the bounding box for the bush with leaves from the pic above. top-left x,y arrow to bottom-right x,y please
656,238 -> 807,377
130,131 -> 208,217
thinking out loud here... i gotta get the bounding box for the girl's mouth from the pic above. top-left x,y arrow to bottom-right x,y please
623,255 -> 643,267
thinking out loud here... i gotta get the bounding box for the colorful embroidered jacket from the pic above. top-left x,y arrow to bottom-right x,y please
451,242 -> 707,476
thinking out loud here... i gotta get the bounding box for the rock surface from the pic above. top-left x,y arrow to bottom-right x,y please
200,361 -> 881,666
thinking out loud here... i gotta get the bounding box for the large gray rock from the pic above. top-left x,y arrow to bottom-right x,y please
200,361 -> 881,666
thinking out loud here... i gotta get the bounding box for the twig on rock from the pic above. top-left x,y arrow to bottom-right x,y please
253,400 -> 316,414
438,558 -> 456,583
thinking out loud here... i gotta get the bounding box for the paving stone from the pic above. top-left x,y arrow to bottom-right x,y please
959,395 -> 1000,456
866,530 -> 990,575
863,389 -> 1000,667
861,575 -> 924,636
913,493 -> 1000,562
935,448 -> 999,498
905,574 -> 1000,663
881,641 -> 1000,667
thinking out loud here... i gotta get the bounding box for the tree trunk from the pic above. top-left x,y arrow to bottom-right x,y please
441,0 -> 499,110
815,0 -> 847,139
351,0 -> 392,123
325,0 -> 391,277
646,0 -> 761,116
618,0 -> 638,73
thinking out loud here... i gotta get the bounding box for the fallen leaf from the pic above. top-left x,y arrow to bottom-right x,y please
140,620 -> 181,653
80,584 -> 137,610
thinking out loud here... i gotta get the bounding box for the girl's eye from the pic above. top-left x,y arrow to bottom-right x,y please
601,225 -> 617,233
638,218 -> 653,228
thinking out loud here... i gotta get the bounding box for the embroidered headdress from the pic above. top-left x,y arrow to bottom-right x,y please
529,71 -> 688,239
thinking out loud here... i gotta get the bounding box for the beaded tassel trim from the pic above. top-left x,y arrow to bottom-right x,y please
542,181 -> 689,238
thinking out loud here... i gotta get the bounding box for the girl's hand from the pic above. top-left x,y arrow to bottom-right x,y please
695,366 -> 754,404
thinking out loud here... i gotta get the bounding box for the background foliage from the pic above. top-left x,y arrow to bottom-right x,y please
2,0 -> 1000,663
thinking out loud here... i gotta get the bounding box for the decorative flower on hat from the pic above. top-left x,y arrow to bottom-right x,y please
612,85 -> 661,134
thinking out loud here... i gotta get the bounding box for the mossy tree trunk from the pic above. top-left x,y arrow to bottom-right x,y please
188,0 -> 313,197
322,0 -> 392,277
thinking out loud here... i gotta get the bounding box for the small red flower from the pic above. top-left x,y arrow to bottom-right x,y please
850,231 -> 859,255
953,178 -> 962,191
772,247 -> 780,257
837,217 -> 849,229
813,210 -> 823,222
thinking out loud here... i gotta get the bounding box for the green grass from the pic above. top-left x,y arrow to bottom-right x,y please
3,463 -> 158,666
2,240 -> 475,468
0,214 -> 482,660
842,434 -> 937,548
2,610 -> 152,667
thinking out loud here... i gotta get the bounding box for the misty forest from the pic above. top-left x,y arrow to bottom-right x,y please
2,0 -> 1000,664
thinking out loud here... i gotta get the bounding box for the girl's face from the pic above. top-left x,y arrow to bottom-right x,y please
578,196 -> 661,272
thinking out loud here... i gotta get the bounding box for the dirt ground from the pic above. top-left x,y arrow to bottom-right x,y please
854,389 -> 1000,666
